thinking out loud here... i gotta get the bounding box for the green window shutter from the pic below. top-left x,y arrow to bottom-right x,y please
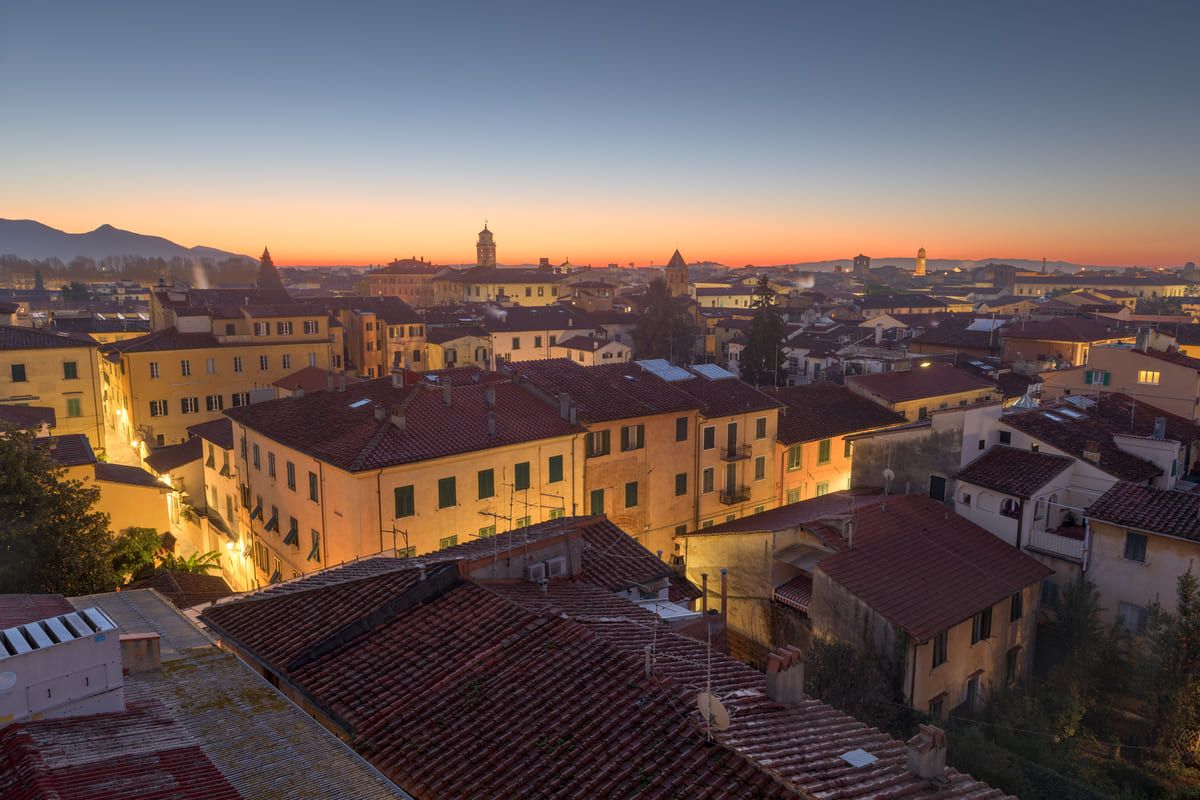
1103,371 -> 1110,385
547,455 -> 563,483
438,477 -> 457,509
675,473 -> 688,496
514,462 -> 531,491
589,489 -> 604,515
394,485 -> 415,517
1084,370 -> 1093,384
478,469 -> 495,499
625,481 -> 638,508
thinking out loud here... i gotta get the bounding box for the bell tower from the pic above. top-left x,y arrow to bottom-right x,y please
915,247 -> 927,277
476,223 -> 496,268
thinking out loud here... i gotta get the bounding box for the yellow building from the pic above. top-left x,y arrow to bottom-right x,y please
44,433 -> 170,538
1,325 -> 106,454
434,266 -> 567,306
300,297 -> 425,378
1011,274 -> 1189,298
225,371 -> 584,586
845,363 -> 1001,421
763,384 -> 906,505
100,306 -> 344,456
425,326 -> 490,370
485,306 -> 596,365
549,335 -> 631,366
357,258 -> 441,307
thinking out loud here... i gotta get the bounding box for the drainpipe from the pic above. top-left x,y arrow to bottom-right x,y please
1081,517 -> 1092,573
376,468 -> 386,555
1015,498 -> 1025,550
318,461 -> 330,570
908,638 -> 918,707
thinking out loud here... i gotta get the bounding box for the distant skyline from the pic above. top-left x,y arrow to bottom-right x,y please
2,1 -> 1197,267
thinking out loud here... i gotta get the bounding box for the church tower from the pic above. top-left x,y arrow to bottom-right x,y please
664,249 -> 689,297
476,223 -> 496,268
914,247 -> 927,277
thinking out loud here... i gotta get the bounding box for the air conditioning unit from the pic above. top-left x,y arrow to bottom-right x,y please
524,562 -> 547,582
545,556 -> 568,578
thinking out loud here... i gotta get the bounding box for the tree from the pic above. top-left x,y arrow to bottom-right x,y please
157,550 -> 223,575
632,277 -> 697,364
110,526 -> 163,581
33,268 -> 44,292
255,246 -> 283,289
737,276 -> 787,386
0,427 -> 117,595
60,280 -> 92,302
1143,570 -> 1200,766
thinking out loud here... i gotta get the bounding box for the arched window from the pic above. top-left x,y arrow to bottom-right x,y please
1000,498 -> 1020,519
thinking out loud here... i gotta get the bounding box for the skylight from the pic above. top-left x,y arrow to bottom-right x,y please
348,398 -> 371,409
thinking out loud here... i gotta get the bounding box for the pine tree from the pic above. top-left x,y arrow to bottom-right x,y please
632,278 -> 698,364
737,276 -> 787,386
33,269 -> 44,292
255,246 -> 284,289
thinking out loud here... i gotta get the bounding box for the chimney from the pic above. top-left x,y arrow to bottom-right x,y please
326,371 -> 335,391
558,392 -> 571,419
292,387 -> 304,399
1153,417 -> 1166,440
120,632 -> 161,674
487,409 -> 496,436
906,725 -> 948,780
338,374 -> 346,392
485,385 -> 496,407
720,567 -> 728,618
700,573 -> 708,614
764,645 -> 805,704
391,406 -> 406,431
392,369 -> 405,389
1083,440 -> 1101,464
1136,328 -> 1150,351
874,323 -> 883,345
443,381 -> 452,407
374,404 -> 387,422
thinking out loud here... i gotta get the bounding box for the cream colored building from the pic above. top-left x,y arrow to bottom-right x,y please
1,325 -> 105,453
845,363 -> 1001,422
424,326 -> 490,371
434,266 -> 567,307
549,335 -> 631,366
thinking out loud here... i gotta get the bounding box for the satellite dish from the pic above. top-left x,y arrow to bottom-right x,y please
883,468 -> 895,483
0,671 -> 16,693
696,691 -> 730,731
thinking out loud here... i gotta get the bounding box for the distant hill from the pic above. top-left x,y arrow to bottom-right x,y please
0,219 -> 252,262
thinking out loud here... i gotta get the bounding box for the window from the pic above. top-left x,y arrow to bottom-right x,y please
63,361 -> 78,380
815,482 -> 829,496
232,391 -> 249,407
702,467 -> 715,493
515,515 -> 531,527
394,485 -> 415,517
277,321 -> 293,336
396,546 -> 417,558
971,608 -> 993,644
548,455 -> 563,483
286,462 -> 296,490
1137,370 -> 1161,385
282,354 -> 291,370
589,489 -> 604,515
786,445 -> 802,471
534,335 -> 542,348
675,472 -> 688,496
304,320 -> 319,334
514,461 -> 531,491
10,364 -> 26,382
1006,648 -> 1021,684
438,477 -> 456,508
149,361 -> 159,379
755,417 -> 767,439
675,416 -> 689,441
233,356 -> 244,373
206,394 -> 224,412
525,287 -> 532,297
1041,580 -> 1059,609
1123,532 -> 1148,563
620,424 -> 644,451
308,352 -> 317,367
585,430 -> 610,458
309,530 -> 321,562
65,398 -> 82,418
181,396 -> 199,414
1119,601 -> 1149,634
929,696 -> 945,718
932,630 -> 948,668
267,452 -> 276,478
479,525 -> 496,538
439,535 -> 458,550
1010,591 -> 1023,622
625,481 -> 638,508
999,430 -> 1011,445
1000,497 -> 1020,518
259,355 -> 269,371
702,426 -> 715,450
1084,369 -> 1110,386
253,444 -> 261,469
917,406 -> 928,420
180,359 -> 192,377
845,439 -> 854,458
754,455 -> 766,481
701,520 -> 714,529
787,488 -> 801,503
511,336 -> 521,350
548,507 -> 565,520
478,468 -> 495,499
254,322 -> 269,336
308,471 -> 319,502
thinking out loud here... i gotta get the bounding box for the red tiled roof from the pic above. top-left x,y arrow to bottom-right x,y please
955,445 -> 1074,498
680,491 -> 888,537
0,594 -> 73,629
93,462 -> 165,488
0,324 -> 95,349
816,496 -> 1052,642
0,699 -> 241,800
555,334 -> 608,352
845,363 -> 998,404
144,437 -> 203,473
763,384 -> 906,444
669,374 -> 783,418
0,405 -> 56,430
270,365 -> 361,393
999,317 -> 1130,343
39,434 -> 96,467
127,570 -> 235,608
774,575 -> 813,612
1135,347 -> 1200,371
424,324 -> 486,344
225,377 -> 581,472
508,359 -> 699,422
187,418 -> 235,450
104,326 -> 317,353
1086,481 -> 1200,540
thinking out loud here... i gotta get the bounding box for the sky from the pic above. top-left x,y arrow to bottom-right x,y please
1,1 -> 1197,267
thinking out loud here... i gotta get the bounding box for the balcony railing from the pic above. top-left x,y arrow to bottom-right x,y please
1025,526 -> 1085,564
720,444 -> 751,461
719,485 -> 750,505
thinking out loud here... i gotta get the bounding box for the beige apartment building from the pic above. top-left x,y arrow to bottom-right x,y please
434,266 -> 568,306
225,372 -> 584,586
357,258 -> 441,307
1,325 -> 105,453
101,307 -> 343,456
1039,344 -> 1200,422
845,363 -> 1001,422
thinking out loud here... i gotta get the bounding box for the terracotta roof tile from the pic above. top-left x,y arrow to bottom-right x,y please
0,594 -> 73,629
0,405 -> 56,430
845,363 -> 999,404
0,324 -> 95,349
93,462 -> 165,488
144,438 -> 203,473
1086,481 -> 1200,540
126,570 -> 235,608
186,418 -> 235,450
508,359 -> 699,422
763,384 -> 906,444
999,317 -> 1130,343
39,434 -> 96,467
956,445 -> 1074,498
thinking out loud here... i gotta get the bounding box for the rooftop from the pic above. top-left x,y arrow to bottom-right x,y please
845,363 -> 998,404
39,434 -> 97,467
555,334 -> 613,352
186,417 -> 235,451
225,376 -> 581,472
508,359 -> 699,422
955,445 -> 1075,499
0,594 -> 74,629
680,491 -> 888,537
126,570 -> 235,608
442,265 -> 567,284
857,294 -> 947,310
424,324 -> 486,344
0,324 -> 95,350
93,462 -> 165,489
0,404 -> 56,430
271,365 -> 362,393
762,384 -> 906,444
817,495 -> 1052,642
1014,274 -> 1186,286
999,317 -> 1130,343
1086,482 -> 1200,540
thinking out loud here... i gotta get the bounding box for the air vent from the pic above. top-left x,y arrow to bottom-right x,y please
0,607 -> 116,662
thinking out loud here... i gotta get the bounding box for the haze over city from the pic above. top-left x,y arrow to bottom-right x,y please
3,1 -> 1197,266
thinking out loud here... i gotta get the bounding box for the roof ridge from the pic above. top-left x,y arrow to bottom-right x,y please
350,386 -> 419,471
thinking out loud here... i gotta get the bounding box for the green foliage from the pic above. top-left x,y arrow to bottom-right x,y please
1143,571 -> 1200,767
632,277 -> 697,364
737,276 -> 787,386
110,526 -> 162,580
60,280 -> 92,302
158,550 -> 223,575
803,635 -> 914,734
0,427 -> 117,595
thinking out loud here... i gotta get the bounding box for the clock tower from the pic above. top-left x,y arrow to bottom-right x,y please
476,223 -> 496,268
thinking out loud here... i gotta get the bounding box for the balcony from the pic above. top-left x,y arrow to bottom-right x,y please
720,444 -> 751,462
719,485 -> 750,505
1025,525 -> 1085,564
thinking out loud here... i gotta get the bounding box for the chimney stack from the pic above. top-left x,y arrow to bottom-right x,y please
700,573 -> 708,614
391,406 -> 407,431
764,645 -> 805,704
338,374 -> 346,392
326,371 -> 335,391
485,385 -> 496,407
374,404 -> 387,422
292,387 -> 304,399
1153,417 -> 1166,440
1083,440 -> 1101,464
487,409 -> 496,436
443,381 -> 452,407
906,725 -> 948,780
558,392 -> 571,419
720,567 -> 728,618
392,369 -> 405,389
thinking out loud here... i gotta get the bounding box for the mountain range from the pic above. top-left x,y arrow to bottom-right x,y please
0,219 -> 252,262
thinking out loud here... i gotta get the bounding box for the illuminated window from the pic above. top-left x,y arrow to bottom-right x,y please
1137,370 -> 1160,385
